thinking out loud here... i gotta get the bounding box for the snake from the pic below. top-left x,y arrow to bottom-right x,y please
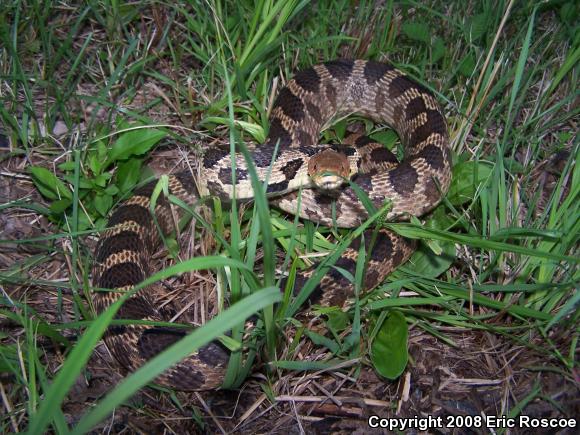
92,59 -> 451,390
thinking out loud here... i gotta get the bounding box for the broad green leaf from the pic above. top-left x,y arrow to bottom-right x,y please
559,2 -> 577,26
412,209 -> 457,272
370,310 -> 408,380
116,158 -> 143,193
426,206 -> 456,230
77,213 -> 93,231
332,119 -> 347,140
447,160 -> 493,206
88,152 -> 102,175
402,22 -> 430,44
107,127 -> 166,163
29,167 -> 73,201
0,344 -> 22,373
469,12 -> 490,40
97,140 -> 107,159
326,309 -> 350,334
63,174 -> 93,189
93,193 -> 113,217
93,172 -> 112,188
431,37 -> 446,63
50,198 -> 72,214
203,116 -> 265,143
370,130 -> 398,149
305,330 -> 340,354
458,52 -> 476,77
57,161 -> 76,171
404,241 -> 456,278
104,184 -> 119,196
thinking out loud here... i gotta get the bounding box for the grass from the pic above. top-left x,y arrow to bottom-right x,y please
0,0 -> 578,433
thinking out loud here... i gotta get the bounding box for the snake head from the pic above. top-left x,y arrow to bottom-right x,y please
307,149 -> 352,190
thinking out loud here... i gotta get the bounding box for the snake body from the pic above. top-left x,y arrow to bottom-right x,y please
93,59 -> 451,390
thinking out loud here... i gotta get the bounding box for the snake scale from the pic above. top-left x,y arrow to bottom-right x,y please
93,59 -> 451,390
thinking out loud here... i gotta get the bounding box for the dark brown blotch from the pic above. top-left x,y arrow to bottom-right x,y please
203,147 -> 228,169
349,235 -> 362,252
218,167 -> 231,184
266,179 -> 290,194
324,59 -> 354,80
108,204 -> 151,228
205,180 -> 229,200
388,162 -> 419,196
251,145 -> 276,167
174,171 -> 196,191
391,237 -> 415,267
369,230 -> 394,262
305,283 -> 324,305
96,230 -> 143,262
134,180 -> 170,203
107,295 -> 156,335
375,87 -> 387,113
370,146 -> 398,164
305,101 -> 322,124
285,271 -> 332,306
280,158 -> 304,180
98,262 -> 144,289
237,168 -> 248,180
391,249 -> 404,267
274,87 -> 304,122
267,117 -> 292,147
298,145 -> 323,157
108,342 -> 135,369
413,144 -> 445,171
296,128 -> 314,147
218,166 -> 248,182
342,176 -> 384,208
324,264 -> 355,305
389,75 -> 429,100
334,256 -> 357,281
168,367 -> 207,390
197,342 -> 230,367
137,327 -> 186,360
351,174 -> 375,194
313,190 -> 337,205
355,135 -> 375,147
423,177 -> 441,199
364,268 -> 380,289
117,296 -> 157,321
363,61 -> 394,84
325,83 -> 337,107
407,109 -> 446,147
288,273 -> 311,298
293,68 -> 321,93
405,96 -> 427,121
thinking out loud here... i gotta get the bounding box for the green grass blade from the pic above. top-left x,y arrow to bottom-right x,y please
26,256 -> 252,434
72,286 -> 281,434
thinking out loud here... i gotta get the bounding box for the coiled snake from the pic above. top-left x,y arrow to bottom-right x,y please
93,59 -> 451,390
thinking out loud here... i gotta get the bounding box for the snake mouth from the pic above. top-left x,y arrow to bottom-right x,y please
311,171 -> 347,190
308,149 -> 351,191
